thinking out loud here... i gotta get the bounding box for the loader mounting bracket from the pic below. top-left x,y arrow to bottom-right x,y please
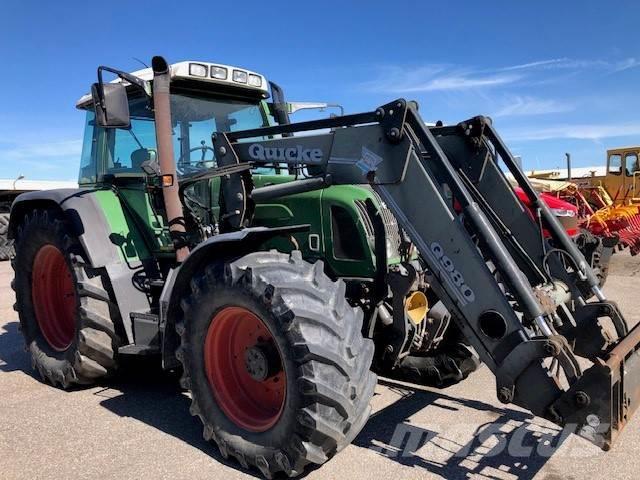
377,99 -> 408,145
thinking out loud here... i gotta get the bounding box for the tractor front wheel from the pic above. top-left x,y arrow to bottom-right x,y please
177,251 -> 376,478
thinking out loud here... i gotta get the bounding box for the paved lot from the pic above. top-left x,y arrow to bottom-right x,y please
1,255 -> 640,480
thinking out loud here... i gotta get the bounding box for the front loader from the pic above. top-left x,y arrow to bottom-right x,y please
213,98 -> 640,449
8,56 -> 640,477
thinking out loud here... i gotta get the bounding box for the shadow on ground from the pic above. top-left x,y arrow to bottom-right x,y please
353,378 -> 569,480
0,320 -> 32,374
96,357 -> 270,479
1,322 -> 566,479
98,367 -> 567,479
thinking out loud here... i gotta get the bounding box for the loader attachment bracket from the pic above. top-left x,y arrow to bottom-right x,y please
562,302 -> 627,360
495,335 -> 580,405
549,319 -> 640,450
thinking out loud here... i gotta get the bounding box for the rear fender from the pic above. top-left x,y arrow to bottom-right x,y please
9,189 -> 150,343
160,225 -> 309,369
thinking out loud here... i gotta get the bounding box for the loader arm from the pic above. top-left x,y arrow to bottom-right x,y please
211,99 -> 640,450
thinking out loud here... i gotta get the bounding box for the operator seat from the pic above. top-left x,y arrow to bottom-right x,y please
131,148 -> 156,172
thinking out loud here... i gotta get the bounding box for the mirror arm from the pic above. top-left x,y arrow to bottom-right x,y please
96,65 -> 151,112
287,102 -> 345,117
97,66 -> 149,92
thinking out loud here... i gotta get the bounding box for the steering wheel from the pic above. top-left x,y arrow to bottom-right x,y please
176,141 -> 216,175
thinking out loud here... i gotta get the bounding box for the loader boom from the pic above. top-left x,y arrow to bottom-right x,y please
211,99 -> 640,450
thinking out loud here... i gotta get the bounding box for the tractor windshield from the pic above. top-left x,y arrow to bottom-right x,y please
170,93 -> 272,176
95,92 -> 271,180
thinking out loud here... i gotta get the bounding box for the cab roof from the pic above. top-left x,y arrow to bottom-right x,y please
76,60 -> 269,108
607,146 -> 640,154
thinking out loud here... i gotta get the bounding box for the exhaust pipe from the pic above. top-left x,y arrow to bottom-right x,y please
152,56 -> 189,263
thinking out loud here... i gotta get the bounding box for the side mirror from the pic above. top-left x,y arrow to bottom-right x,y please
91,82 -> 130,128
268,81 -> 290,126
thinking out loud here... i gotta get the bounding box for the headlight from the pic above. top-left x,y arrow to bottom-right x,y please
210,66 -> 228,80
386,239 -> 395,259
248,74 -> 262,87
550,208 -> 576,217
189,63 -> 208,77
232,70 -> 248,84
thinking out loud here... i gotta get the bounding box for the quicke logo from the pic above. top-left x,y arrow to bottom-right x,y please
248,143 -> 323,163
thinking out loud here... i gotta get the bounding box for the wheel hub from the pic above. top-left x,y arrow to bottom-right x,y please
244,346 -> 269,381
244,342 -> 281,381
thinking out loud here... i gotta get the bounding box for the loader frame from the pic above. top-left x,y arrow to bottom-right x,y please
203,98 -> 640,450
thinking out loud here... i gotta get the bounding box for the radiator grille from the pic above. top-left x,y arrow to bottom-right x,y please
356,186 -> 403,259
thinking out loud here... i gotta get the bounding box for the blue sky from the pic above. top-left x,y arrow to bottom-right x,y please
1,0 -> 639,181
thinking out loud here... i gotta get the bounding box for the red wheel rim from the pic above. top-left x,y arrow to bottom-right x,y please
204,306 -> 286,432
31,245 -> 77,351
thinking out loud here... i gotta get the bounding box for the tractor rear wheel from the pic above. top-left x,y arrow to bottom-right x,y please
0,213 -> 14,261
177,251 -> 376,478
12,209 -> 120,387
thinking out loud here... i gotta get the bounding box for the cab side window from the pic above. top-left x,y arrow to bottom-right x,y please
609,154 -> 622,175
106,117 -> 157,173
625,153 -> 639,177
78,111 -> 98,184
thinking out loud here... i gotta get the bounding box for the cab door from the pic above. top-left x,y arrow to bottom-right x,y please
604,151 -> 625,202
605,149 -> 640,203
624,150 -> 640,202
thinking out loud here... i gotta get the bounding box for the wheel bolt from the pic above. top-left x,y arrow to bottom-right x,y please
498,387 -> 513,404
575,391 -> 590,408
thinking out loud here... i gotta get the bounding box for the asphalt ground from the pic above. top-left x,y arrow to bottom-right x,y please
1,254 -> 640,479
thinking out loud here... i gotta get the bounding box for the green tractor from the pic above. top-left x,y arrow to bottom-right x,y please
8,58 -> 467,476
9,57 -> 640,477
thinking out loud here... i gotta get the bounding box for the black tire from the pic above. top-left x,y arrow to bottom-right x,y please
394,343 -> 480,388
12,209 -> 120,387
575,229 -> 610,296
177,250 -> 376,478
0,213 -> 14,261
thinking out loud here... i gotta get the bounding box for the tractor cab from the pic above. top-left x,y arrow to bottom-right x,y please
75,61 -> 398,281
604,146 -> 640,203
75,61 -> 274,184
75,61 -> 282,262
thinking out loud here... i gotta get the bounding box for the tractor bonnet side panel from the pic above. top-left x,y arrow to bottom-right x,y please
250,174 -> 382,279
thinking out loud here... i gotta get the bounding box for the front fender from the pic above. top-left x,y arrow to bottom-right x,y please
10,189 -> 121,267
159,225 -> 309,369
9,188 -> 150,344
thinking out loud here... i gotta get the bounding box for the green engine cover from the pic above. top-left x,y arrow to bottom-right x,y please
250,173 -> 396,280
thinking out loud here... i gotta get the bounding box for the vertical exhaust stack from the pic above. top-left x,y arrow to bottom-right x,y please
151,56 -> 189,262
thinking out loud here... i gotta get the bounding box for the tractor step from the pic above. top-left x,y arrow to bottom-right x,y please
148,279 -> 165,288
125,311 -> 161,354
118,344 -> 160,355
